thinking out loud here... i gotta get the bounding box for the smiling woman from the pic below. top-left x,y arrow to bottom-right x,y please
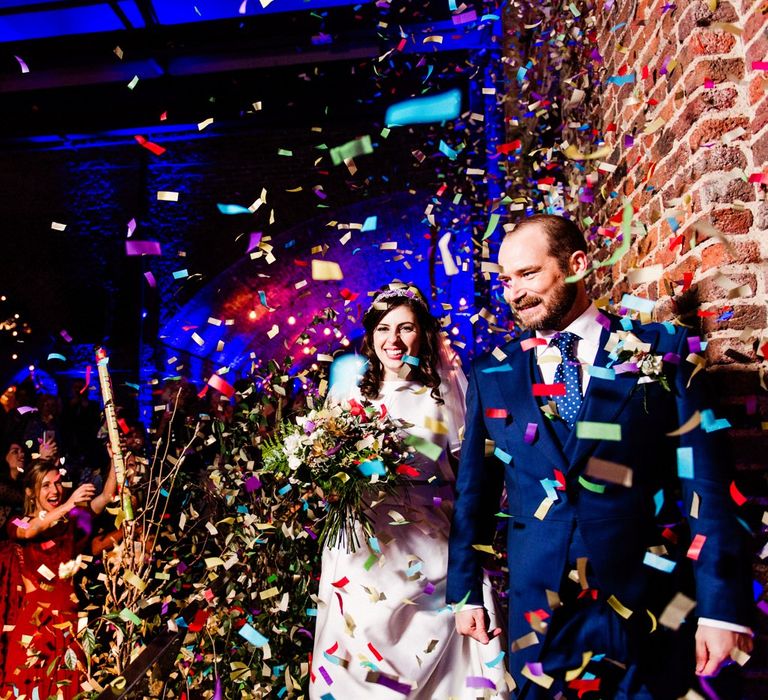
0,457 -> 116,699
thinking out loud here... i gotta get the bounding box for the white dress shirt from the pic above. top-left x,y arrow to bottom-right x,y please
458,304 -> 752,635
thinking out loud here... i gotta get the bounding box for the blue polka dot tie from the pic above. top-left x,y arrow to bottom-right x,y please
552,331 -> 582,428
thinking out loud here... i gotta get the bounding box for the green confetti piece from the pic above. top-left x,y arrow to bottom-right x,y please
578,475 -> 606,493
575,421 -> 622,441
404,435 -> 443,461
482,213 -> 501,240
277,148 -> 293,156
363,554 -> 378,571
329,135 -> 373,165
119,608 -> 142,625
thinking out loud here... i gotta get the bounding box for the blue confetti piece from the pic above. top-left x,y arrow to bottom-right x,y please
239,623 -> 268,647
540,478 -> 559,501
385,88 -> 461,127
321,694 -> 336,700
620,294 -> 655,314
700,409 -> 731,432
439,140 -> 459,160
172,269 -> 188,280
516,66 -> 528,84
662,321 -> 677,334
486,651 -> 506,668
361,216 -> 377,232
160,488 -> 169,497
494,447 -> 512,464
358,459 -> 387,477
654,489 -> 664,515
481,364 -> 514,373
217,203 -> 253,215
406,561 -> 423,577
643,552 -> 676,572
619,317 -> 634,331
606,72 -> 636,86
677,447 -> 694,479
306,608 -> 318,616
587,365 -> 616,380
667,217 -> 680,232
402,354 -> 420,366
369,536 -> 381,554
278,484 -> 293,496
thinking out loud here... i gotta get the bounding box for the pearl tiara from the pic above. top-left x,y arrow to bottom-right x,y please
365,286 -> 429,315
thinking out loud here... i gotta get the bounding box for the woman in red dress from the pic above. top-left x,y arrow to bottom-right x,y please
1,457 -> 116,700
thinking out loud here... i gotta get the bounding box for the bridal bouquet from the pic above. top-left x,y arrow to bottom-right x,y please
260,397 -> 408,551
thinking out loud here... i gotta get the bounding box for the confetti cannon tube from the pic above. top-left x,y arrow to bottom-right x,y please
95,347 -> 134,521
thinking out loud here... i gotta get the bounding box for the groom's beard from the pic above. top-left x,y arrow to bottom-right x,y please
511,278 -> 578,331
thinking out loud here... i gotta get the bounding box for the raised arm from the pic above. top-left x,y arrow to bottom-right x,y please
90,453 -> 118,515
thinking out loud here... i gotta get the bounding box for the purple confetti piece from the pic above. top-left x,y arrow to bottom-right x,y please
452,9 -> 477,24
757,600 -> 768,616
212,677 -> 223,700
623,134 -> 635,149
177,561 -> 188,575
246,232 -> 262,253
144,271 -> 156,288
687,336 -> 702,353
304,526 -> 318,540
432,496 -> 443,507
14,55 -> 30,73
423,581 -> 435,595
663,352 -> 681,364
526,662 -> 545,676
524,422 -> 538,444
467,676 -> 497,690
595,313 -> 612,331
374,675 -> 412,695
745,395 -> 757,415
613,361 -> 639,374
125,240 -> 162,256
318,666 -> 333,685
245,476 -> 261,493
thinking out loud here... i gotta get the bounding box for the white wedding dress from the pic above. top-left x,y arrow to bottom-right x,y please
310,378 -> 510,699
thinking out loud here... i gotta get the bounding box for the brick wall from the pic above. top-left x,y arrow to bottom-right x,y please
503,0 -> 767,691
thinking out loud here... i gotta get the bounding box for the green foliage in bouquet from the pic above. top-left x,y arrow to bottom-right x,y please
260,396 -> 408,552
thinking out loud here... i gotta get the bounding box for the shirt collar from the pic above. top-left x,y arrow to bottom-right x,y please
535,303 -> 603,346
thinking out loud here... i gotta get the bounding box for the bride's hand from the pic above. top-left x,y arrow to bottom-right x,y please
454,607 -> 501,644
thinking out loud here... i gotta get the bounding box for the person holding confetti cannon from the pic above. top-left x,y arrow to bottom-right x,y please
310,283 -> 509,698
448,214 -> 754,698
1,454 -> 117,699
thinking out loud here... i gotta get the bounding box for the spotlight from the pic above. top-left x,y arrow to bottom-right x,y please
451,327 -> 459,335
288,316 -> 296,325
323,328 -> 331,336
248,310 -> 258,321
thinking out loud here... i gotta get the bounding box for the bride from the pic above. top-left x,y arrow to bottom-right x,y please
310,283 -> 509,698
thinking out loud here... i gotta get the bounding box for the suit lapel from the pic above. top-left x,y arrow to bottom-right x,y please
494,334 -> 568,473
564,315 -> 659,469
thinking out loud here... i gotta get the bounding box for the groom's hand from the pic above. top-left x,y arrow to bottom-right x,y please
455,607 -> 502,644
695,626 -> 753,677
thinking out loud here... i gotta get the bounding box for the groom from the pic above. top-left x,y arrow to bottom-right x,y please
447,215 -> 753,698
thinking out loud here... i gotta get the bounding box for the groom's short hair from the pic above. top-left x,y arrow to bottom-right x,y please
510,214 -> 588,272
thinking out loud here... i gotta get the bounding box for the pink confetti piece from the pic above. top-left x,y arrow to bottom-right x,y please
14,55 -> 29,73
127,218 -> 137,237
524,422 -> 538,444
126,240 -> 162,256
452,9 -> 477,24
208,373 -> 235,399
60,329 -> 73,342
752,61 -> 768,71
144,271 -> 156,288
11,518 -> 28,529
521,337 -> 548,351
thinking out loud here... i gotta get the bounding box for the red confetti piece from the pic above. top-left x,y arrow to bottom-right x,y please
81,365 -> 91,394
668,234 -> 685,251
521,337 -> 548,351
208,373 -> 236,399
485,408 -> 508,418
730,480 -> 747,506
532,383 -> 566,396
554,469 -> 566,489
340,288 -> 359,301
325,641 -> 339,654
396,464 -> 420,477
331,577 -> 349,588
367,642 -> 383,661
524,608 -> 550,624
662,527 -> 678,544
118,418 -> 131,435
134,135 -> 166,156
748,172 -> 767,184
681,272 -> 693,292
760,342 -> 768,360
687,534 -> 707,561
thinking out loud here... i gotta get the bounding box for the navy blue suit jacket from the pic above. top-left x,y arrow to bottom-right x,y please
447,313 -> 753,683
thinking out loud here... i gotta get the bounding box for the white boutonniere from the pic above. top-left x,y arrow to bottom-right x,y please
606,331 -> 671,392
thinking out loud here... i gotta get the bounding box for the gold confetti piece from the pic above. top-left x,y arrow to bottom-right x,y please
691,491 -> 700,519
585,457 -> 633,487
51,221 -> 67,231
667,411 -> 701,436
37,564 -> 56,580
607,594 -> 633,619
533,497 -> 555,520
562,143 -> 612,161
198,117 -> 214,131
576,557 -> 589,590
157,190 -> 179,202
424,416 -> 448,435
267,324 -> 279,339
643,117 -> 666,134
711,21 -> 742,34
730,647 -> 751,666
127,75 -> 139,90
259,587 -> 280,599
627,264 -> 663,285
511,631 -> 539,651
685,353 -> 707,387
311,259 -> 343,280
191,332 -> 204,346
471,544 -> 497,555
521,665 -> 554,688
659,592 -> 696,630
123,570 -> 147,592
565,652 -> 593,682
492,346 -> 508,362
114,46 -> 124,59
205,557 -> 225,568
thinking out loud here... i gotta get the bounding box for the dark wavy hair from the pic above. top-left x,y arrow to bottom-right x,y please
359,284 -> 443,404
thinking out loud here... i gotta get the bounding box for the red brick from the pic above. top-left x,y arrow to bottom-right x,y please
710,207 -> 754,234
670,87 -> 738,140
700,176 -> 756,205
683,57 -> 745,94
705,338 -> 758,366
751,92 -> 768,135
755,201 -> 768,231
700,240 -> 762,270
685,28 -> 738,59
691,144 -> 748,177
748,74 -> 767,106
677,0 -> 739,41
743,3 -> 768,43
746,32 -> 768,72
689,116 -> 750,150
752,128 -> 768,172
696,272 -> 758,302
